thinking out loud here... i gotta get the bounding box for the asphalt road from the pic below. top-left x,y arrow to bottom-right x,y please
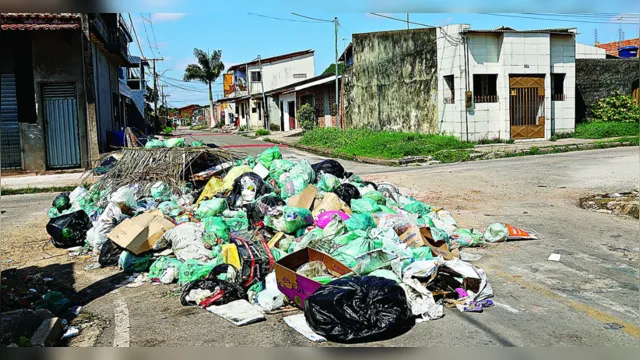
1,139 -> 638,347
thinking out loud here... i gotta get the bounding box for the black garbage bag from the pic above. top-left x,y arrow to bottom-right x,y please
311,159 -> 346,179
228,172 -> 272,210
248,195 -> 284,224
180,277 -> 247,307
333,183 -> 361,206
98,240 -> 124,267
46,210 -> 92,248
363,181 -> 378,190
304,276 -> 414,343
52,192 -> 72,212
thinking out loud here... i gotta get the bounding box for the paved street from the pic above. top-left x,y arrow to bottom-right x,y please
1,140 -> 638,346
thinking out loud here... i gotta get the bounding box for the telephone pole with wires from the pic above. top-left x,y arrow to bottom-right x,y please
334,17 -> 339,128
142,57 -> 164,126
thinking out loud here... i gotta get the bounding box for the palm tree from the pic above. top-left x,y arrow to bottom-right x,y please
183,48 -> 224,127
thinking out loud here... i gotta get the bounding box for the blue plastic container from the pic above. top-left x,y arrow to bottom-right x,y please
617,46 -> 638,58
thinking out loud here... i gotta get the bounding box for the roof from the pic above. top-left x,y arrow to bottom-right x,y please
462,26 -> 576,35
1,23 -> 81,31
1,13 -> 80,19
338,43 -> 352,62
265,73 -> 335,96
282,75 -> 341,95
0,13 -> 81,31
215,95 -> 250,103
596,39 -> 640,57
227,50 -> 314,72
176,104 -> 200,110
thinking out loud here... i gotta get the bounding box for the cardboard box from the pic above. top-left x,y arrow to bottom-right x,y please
420,227 -> 459,260
311,192 -> 352,216
287,185 -> 317,210
399,226 -> 426,248
275,247 -> 352,309
107,210 -> 175,255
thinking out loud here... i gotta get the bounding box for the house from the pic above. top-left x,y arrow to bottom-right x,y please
596,38 -> 640,58
176,104 -> 200,121
342,25 -> 580,141
219,50 -> 315,129
576,43 -> 606,59
1,13 -> 133,172
117,55 -> 150,133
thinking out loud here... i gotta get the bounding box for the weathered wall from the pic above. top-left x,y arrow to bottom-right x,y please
576,58 -> 639,122
344,28 -> 438,133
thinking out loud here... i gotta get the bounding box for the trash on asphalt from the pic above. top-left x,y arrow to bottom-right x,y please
41,145 -> 544,343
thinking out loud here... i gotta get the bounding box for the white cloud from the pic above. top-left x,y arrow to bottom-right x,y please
151,13 -> 188,22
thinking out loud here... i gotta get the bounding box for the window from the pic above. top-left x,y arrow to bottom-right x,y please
301,94 -> 314,107
252,106 -> 257,113
551,73 -> 565,101
250,71 -> 261,82
473,74 -> 498,103
443,75 -> 455,104
293,74 -> 307,79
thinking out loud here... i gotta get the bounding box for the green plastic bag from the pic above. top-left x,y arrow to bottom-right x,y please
118,251 -> 153,273
145,139 -> 166,148
280,174 -> 308,199
165,138 -> 185,148
223,211 -> 249,232
290,227 -> 324,252
403,201 -> 433,217
350,198 -> 381,213
265,206 -> 314,234
38,291 -> 71,313
317,173 -> 341,192
151,181 -> 170,200
257,146 -> 282,169
191,140 -> 204,147
332,230 -> 368,246
177,259 -> 216,284
235,155 -> 256,168
288,160 -> 315,184
202,216 -> 230,244
345,213 -> 376,231
330,235 -> 383,268
416,216 -> 435,228
195,198 -> 228,219
377,205 -> 398,214
362,191 -> 386,205
411,247 -> 434,261
450,228 -> 484,248
148,257 -> 182,281
271,247 -> 287,261
48,207 -> 61,218
385,197 -> 399,207
347,174 -> 365,187
269,159 -> 295,184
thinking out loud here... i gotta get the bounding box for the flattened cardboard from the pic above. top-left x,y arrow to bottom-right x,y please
399,226 -> 426,248
275,247 -> 351,309
287,185 -> 317,210
420,227 -> 459,260
107,210 -> 175,255
311,192 -> 352,217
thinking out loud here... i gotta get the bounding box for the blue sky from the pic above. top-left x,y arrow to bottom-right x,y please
124,12 -> 639,108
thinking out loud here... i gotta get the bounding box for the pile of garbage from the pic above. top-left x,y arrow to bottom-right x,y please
44,146 -> 537,343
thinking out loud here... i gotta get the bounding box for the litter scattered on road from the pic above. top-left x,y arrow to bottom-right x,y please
37,145 -> 541,344
548,253 -> 562,261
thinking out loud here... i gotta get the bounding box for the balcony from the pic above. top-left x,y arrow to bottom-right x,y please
90,14 -> 109,43
106,28 -> 130,64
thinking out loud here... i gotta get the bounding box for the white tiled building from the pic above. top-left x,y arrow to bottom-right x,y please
437,25 -> 578,141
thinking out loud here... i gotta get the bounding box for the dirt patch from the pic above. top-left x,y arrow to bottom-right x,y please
579,191 -> 639,219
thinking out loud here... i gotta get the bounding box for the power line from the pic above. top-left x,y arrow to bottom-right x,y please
246,13 -> 326,23
484,13 -> 637,25
139,13 -> 157,58
127,13 -> 145,58
290,13 -> 333,23
147,12 -> 162,56
526,13 -> 639,20
369,13 -> 435,28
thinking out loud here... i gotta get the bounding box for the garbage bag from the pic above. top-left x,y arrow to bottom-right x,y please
145,139 -> 166,148
118,251 -> 153,273
288,160 -> 316,184
269,159 -> 295,184
180,277 -> 246,307
450,228 -> 484,248
159,222 -> 216,263
350,198 -> 381,213
315,210 -> 350,229
280,174 -> 308,199
333,183 -> 361,206
98,240 -> 124,267
178,259 -> 218,284
257,146 -> 282,170
223,211 -> 250,232
426,210 -> 458,235
52,192 -> 71,212
352,249 -> 399,275
222,165 -> 253,191
369,269 -> 401,283
332,230 -> 368,246
196,177 -> 225,205
228,172 -> 271,209
311,159 -> 346,179
195,198 -> 228,219
46,210 -> 92,248
191,140 -> 205,147
411,247 -> 434,261
330,234 -> 382,268
151,182 -> 171,201
291,227 -> 324,253
344,213 -> 376,231
164,138 -> 185,148
48,207 -> 62,218
110,186 -> 138,210
235,155 -> 256,168
316,173 -> 342,192
202,216 -> 230,245
362,191 -> 385,205
264,206 -> 314,234
158,201 -> 179,216
248,194 -> 284,224
87,202 -> 123,251
304,276 -> 413,342
403,201 -> 433,217
148,256 -> 182,283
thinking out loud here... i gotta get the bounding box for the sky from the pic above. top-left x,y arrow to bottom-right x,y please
123,11 -> 640,108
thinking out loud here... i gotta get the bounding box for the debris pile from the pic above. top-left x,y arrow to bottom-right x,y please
43,145 -> 538,344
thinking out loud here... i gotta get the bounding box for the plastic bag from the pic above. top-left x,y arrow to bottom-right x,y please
145,139 -> 166,148
316,173 -> 341,193
257,146 -> 282,170
110,186 -> 138,210
332,230 -> 368,246
223,211 -> 249,232
483,223 -> 538,242
160,223 -> 216,263
148,257 -> 182,282
235,155 -> 256,168
202,216 -> 229,244
222,165 -> 253,191
344,213 -> 376,231
52,192 -> 71,212
330,234 -> 382,268
178,259 -> 217,284
248,194 -> 284,224
151,182 -> 170,201
334,183 -> 361,205
164,138 -> 185,148
411,247 -> 434,261
98,240 -> 124,267
403,201 -> 433,217
196,177 -> 225,205
228,173 -> 271,209
350,198 -> 381,213
296,261 -> 330,279
46,210 -> 92,248
426,210 -> 458,235
288,160 -> 316,184
352,249 -> 399,275
362,191 -> 385,205
280,174 -> 309,199
315,210 -> 350,229
195,198 -> 228,219
269,159 -> 295,185
311,159 -> 346,179
264,206 -> 314,234
118,251 -> 153,273
450,228 -> 484,248
158,201 -> 179,216
304,276 -> 413,342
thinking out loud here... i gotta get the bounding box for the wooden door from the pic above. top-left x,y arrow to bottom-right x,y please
288,101 -> 295,130
510,75 -> 546,139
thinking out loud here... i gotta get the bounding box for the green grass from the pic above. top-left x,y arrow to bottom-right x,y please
1,185 -> 77,196
574,121 -> 639,139
299,128 -> 475,160
255,129 -> 270,136
596,136 -> 639,146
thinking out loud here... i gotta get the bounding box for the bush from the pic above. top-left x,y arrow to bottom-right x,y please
256,129 -> 270,136
269,123 -> 281,131
591,91 -> 640,123
214,121 -> 224,129
162,126 -> 173,135
574,122 -> 639,139
297,104 -> 316,131
239,125 -> 248,132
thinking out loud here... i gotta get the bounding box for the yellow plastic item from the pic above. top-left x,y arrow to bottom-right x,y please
221,165 -> 253,191
196,177 -> 225,205
267,232 -> 285,249
221,244 -> 241,270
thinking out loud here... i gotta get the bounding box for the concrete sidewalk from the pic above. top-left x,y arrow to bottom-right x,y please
1,171 -> 96,190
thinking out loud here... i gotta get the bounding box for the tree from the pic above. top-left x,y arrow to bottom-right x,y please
322,62 -> 345,76
183,48 -> 224,127
297,103 -> 316,131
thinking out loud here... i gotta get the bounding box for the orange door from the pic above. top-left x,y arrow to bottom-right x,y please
510,75 -> 546,139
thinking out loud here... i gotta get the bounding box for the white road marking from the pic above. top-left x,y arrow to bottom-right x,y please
113,296 -> 130,347
495,301 -> 520,313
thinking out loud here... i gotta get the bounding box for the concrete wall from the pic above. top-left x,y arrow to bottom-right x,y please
576,43 -> 606,59
575,58 -> 640,122
31,31 -> 88,169
344,28 -> 438,133
247,54 -> 315,94
550,35 -> 576,133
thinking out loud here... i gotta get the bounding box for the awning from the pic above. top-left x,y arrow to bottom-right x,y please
282,75 -> 341,95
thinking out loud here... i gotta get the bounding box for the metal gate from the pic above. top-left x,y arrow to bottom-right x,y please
43,83 -> 81,168
509,75 -> 546,139
1,48 -> 22,170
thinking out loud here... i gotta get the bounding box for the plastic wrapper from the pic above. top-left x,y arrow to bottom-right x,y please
311,159 -> 346,179
257,146 -> 282,170
317,173 -> 341,192
118,251 -> 153,273
304,276 -> 413,342
350,198 -> 381,213
195,198 -> 228,219
483,223 -> 538,242
202,216 -> 230,245
411,247 -> 434,261
196,177 -> 225,205
165,138 -> 185,148
314,210 -> 350,229
426,210 -> 458,235
45,210 -> 92,249
344,213 -> 376,231
151,182 -> 171,201
296,261 -> 330,279
264,206 -> 314,234
333,183 -> 361,205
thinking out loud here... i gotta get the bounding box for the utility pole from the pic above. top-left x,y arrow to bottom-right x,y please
637,12 -> 639,105
258,55 -> 268,129
143,57 -> 163,127
334,17 -> 339,129
406,13 -> 410,30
